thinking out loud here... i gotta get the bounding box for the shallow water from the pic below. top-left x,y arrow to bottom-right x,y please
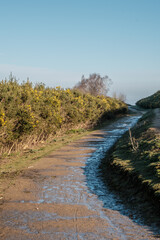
85,116 -> 140,211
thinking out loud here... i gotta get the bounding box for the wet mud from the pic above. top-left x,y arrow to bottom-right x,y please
0,114 -> 159,239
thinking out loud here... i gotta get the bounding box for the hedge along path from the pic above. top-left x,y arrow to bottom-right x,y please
0,78 -> 127,156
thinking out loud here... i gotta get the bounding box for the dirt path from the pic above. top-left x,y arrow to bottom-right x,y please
0,116 -> 158,239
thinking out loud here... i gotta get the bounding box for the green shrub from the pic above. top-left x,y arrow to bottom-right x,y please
0,76 -> 127,155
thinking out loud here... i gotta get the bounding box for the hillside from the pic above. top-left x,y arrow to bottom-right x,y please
100,110 -> 160,214
136,91 -> 160,108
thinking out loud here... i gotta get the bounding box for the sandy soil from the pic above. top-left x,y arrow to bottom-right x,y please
0,121 -> 158,239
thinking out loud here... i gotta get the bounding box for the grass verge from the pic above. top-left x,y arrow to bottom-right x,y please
99,110 -> 160,229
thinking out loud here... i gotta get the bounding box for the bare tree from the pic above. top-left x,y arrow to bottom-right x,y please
112,92 -> 126,102
112,91 -> 117,99
118,93 -> 126,102
74,73 -> 112,96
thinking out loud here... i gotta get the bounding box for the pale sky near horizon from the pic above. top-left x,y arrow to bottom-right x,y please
0,0 -> 160,104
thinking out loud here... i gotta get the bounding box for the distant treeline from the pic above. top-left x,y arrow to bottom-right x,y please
136,91 -> 160,108
0,76 -> 127,155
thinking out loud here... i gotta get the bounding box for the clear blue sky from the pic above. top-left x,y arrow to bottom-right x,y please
0,0 -> 160,104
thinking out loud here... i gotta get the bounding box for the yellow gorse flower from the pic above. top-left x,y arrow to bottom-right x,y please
0,111 -> 7,127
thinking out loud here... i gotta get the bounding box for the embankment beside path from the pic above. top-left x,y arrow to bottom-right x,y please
100,110 -> 160,220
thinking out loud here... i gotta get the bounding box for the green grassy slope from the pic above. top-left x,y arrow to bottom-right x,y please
100,111 -> 160,201
136,91 -> 160,108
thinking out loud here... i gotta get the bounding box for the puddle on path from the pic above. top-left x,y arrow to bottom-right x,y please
0,114 -> 159,239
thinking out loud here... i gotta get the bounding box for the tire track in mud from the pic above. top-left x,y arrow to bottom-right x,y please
0,115 -> 158,239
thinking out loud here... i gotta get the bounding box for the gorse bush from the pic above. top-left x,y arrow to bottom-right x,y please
0,75 -> 127,155
136,91 -> 160,108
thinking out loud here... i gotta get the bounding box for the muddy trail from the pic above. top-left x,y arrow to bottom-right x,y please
0,114 -> 159,239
